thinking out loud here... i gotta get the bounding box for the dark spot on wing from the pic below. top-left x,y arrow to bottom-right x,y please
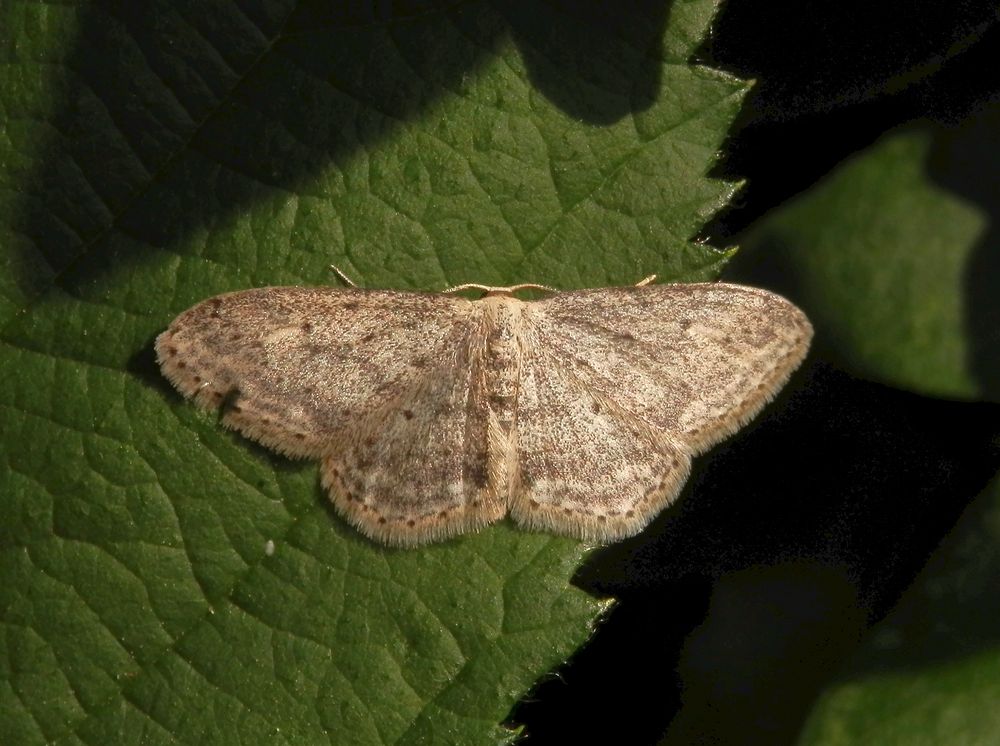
469,459 -> 489,488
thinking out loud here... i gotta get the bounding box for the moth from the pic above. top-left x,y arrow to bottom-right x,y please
156,278 -> 812,546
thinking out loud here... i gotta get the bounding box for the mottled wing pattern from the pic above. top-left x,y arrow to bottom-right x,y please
510,340 -> 691,541
156,287 -> 474,459
158,281 -> 811,547
322,327 -> 508,546
525,284 -> 813,455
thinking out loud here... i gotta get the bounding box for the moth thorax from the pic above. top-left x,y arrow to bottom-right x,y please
481,301 -> 522,429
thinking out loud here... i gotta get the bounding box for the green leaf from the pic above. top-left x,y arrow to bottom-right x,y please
0,1 -> 747,743
737,121 -> 998,401
798,471 -> 1000,745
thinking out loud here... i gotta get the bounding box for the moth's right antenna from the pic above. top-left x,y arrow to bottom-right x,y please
443,281 -> 556,295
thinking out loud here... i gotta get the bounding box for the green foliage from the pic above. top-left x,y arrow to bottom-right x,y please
740,123 -> 996,400
799,474 -> 1000,745
0,1 -> 746,743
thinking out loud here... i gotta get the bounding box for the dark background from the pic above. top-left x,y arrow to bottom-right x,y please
512,2 -> 1000,743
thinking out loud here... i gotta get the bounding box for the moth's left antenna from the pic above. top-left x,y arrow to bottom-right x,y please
329,264 -> 360,288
